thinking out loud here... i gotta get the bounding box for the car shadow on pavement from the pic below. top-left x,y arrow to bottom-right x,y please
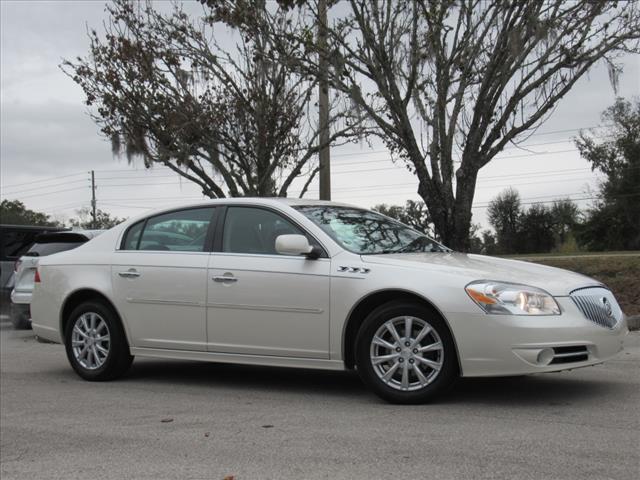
120,358 -> 626,406
13,328 -> 628,406
124,358 -> 369,400
444,374 -> 626,407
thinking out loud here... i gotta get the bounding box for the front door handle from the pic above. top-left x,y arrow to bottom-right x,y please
118,269 -> 140,278
213,276 -> 237,283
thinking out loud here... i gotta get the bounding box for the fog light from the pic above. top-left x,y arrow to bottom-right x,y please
537,348 -> 554,366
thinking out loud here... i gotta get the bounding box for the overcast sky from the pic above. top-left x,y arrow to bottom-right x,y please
1,1 -> 639,230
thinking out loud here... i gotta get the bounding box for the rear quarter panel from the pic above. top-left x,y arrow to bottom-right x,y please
31,262 -> 116,344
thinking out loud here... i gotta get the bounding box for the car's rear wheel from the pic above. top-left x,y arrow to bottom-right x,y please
355,301 -> 458,404
64,301 -> 133,381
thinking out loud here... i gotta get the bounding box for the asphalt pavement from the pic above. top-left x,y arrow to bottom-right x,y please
1,317 -> 638,480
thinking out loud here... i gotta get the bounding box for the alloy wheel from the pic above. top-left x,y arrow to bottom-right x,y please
71,312 -> 111,370
369,316 -> 444,391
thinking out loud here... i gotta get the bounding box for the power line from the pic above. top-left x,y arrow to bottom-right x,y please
1,172 -> 86,191
93,166 -> 600,189
100,202 -> 152,210
90,143 -> 595,181
47,204 -> 90,215
300,170 -> 602,193
1,178 -> 89,196
296,176 -> 599,197
330,148 -> 582,175
87,170 -> 601,194
44,201 -> 89,210
2,124 -> 610,187
7,185 -> 89,200
87,125 -> 609,176
99,195 -> 206,202
97,181 -> 201,188
92,191 -> 639,214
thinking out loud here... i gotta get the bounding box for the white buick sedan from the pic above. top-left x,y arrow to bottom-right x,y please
31,198 -> 628,403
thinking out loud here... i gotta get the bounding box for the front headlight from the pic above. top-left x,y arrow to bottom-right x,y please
465,281 -> 560,315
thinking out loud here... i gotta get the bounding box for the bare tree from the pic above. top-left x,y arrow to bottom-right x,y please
234,0 -> 640,249
373,200 -> 433,236
62,0 -> 362,198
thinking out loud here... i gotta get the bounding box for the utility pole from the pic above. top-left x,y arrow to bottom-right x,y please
90,170 -> 97,228
318,0 -> 331,200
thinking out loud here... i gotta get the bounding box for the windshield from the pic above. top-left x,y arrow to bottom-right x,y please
294,206 -> 449,255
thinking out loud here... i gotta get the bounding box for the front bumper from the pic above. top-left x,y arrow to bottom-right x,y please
449,297 -> 628,377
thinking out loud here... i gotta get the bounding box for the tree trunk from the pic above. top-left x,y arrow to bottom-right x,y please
451,167 -> 478,252
416,161 -> 478,252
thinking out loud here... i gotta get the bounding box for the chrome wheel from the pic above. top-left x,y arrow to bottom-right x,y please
369,316 -> 444,392
71,312 -> 110,370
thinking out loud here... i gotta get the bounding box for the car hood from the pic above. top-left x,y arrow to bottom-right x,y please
361,252 -> 601,296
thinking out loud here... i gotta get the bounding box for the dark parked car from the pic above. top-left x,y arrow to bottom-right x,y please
10,230 -> 102,329
0,224 -> 63,318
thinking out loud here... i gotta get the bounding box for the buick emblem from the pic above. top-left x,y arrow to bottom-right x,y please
600,297 -> 613,318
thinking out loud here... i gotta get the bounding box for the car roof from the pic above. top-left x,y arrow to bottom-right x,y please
119,197 -> 370,228
271,198 -> 357,208
141,197 -> 360,211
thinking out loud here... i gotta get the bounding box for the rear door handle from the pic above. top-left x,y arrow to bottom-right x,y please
213,276 -> 237,283
118,269 -> 140,278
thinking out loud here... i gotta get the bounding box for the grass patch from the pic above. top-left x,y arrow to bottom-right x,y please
520,255 -> 640,316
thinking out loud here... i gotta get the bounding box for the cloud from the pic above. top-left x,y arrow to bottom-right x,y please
1,100 -> 113,178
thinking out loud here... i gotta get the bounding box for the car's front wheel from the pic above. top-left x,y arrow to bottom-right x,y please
355,301 -> 458,404
64,300 -> 133,381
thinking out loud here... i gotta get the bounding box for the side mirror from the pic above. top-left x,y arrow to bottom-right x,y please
275,234 -> 320,259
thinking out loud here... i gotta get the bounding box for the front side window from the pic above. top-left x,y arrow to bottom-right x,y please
122,207 -> 215,252
294,206 -> 448,255
222,207 -> 308,255
122,221 -> 144,250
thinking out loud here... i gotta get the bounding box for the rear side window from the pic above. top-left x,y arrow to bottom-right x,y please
27,242 -> 84,256
122,207 -> 216,252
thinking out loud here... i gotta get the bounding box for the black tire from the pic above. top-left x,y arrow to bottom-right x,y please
355,301 -> 458,404
64,300 -> 133,381
10,303 -> 32,330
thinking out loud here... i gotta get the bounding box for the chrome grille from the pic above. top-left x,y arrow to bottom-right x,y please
570,287 -> 622,329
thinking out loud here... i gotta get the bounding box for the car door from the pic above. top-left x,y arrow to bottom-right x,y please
207,206 -> 331,359
111,206 -> 217,352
